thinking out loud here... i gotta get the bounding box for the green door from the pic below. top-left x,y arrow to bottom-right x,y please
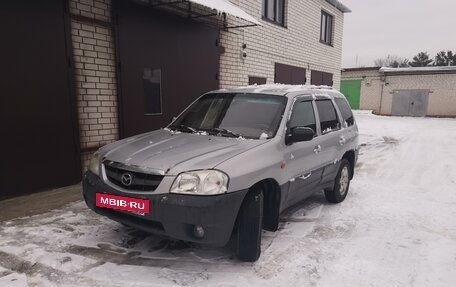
340,80 -> 361,109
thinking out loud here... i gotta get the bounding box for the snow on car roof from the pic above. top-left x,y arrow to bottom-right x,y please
214,84 -> 335,97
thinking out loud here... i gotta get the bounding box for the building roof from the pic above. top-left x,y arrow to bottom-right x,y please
342,66 -> 456,76
342,67 -> 381,72
325,0 -> 352,13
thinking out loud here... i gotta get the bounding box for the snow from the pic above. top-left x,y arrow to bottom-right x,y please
259,133 -> 268,140
189,0 -> 261,25
324,0 -> 352,13
249,83 -> 333,94
380,66 -> 456,73
1,111 -> 456,286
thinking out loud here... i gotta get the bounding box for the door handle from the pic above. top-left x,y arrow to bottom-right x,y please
313,145 -> 322,154
339,136 -> 346,146
300,172 -> 312,180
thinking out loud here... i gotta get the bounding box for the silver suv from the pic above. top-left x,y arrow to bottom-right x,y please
83,85 -> 359,262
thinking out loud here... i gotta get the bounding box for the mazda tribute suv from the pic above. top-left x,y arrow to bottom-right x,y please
83,84 -> 359,262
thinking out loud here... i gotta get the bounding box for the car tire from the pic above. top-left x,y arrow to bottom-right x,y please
325,159 -> 351,203
235,187 -> 264,262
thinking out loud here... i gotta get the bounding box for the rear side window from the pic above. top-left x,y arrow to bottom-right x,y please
289,101 -> 317,133
334,98 -> 355,127
316,100 -> 340,134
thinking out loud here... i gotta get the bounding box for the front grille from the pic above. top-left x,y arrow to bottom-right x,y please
104,163 -> 164,191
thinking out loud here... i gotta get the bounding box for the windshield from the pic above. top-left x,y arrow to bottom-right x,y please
169,93 -> 287,139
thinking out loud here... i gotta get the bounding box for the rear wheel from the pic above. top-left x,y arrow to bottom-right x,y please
325,159 -> 351,203
235,188 -> 263,262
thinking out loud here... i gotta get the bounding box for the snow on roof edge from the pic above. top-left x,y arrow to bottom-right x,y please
189,0 -> 261,25
325,0 -> 352,13
380,66 -> 456,73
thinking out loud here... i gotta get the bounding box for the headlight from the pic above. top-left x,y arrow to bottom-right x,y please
88,151 -> 100,176
170,170 -> 229,195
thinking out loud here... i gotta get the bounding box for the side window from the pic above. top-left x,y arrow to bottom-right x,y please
334,98 -> 355,127
315,100 -> 339,134
289,100 -> 316,133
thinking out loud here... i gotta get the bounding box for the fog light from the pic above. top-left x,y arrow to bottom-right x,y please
193,225 -> 205,238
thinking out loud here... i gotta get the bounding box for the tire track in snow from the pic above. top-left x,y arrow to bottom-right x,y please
0,250 -> 106,287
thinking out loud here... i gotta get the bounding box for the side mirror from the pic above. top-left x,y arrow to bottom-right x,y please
286,127 -> 314,145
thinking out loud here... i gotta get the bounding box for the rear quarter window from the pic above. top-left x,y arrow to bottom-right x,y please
334,97 -> 355,127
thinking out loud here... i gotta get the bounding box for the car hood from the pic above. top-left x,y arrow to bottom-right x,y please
100,129 -> 268,175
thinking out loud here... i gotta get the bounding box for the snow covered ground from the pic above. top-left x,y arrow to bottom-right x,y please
1,111 -> 455,287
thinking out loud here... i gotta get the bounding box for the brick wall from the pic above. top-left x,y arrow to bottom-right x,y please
342,69 -> 456,116
219,0 -> 345,89
69,0 -> 119,170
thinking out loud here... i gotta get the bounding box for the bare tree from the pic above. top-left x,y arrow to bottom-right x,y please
374,55 -> 409,67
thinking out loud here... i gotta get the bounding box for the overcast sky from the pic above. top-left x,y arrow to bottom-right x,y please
341,0 -> 456,68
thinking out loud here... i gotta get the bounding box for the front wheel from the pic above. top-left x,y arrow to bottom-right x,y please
324,159 -> 351,203
235,188 -> 263,262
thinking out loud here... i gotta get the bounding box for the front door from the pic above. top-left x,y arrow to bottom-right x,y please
284,98 -> 323,206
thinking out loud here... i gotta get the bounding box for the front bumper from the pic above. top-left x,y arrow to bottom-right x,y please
83,171 -> 247,246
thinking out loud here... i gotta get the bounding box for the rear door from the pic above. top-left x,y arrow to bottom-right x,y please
334,96 -> 358,151
313,97 -> 342,185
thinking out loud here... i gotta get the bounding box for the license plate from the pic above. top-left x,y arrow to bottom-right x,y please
95,192 -> 150,215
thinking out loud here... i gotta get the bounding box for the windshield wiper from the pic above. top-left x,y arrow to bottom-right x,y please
168,124 -> 197,133
208,127 -> 242,138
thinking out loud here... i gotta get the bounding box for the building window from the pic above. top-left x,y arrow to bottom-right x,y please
320,11 -> 333,45
275,63 -> 306,84
311,70 -> 333,86
143,68 -> 162,115
249,76 -> 267,85
262,0 -> 285,26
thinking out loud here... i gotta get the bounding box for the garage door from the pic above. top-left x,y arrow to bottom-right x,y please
114,0 -> 220,138
0,0 -> 81,198
340,80 -> 361,109
391,90 -> 429,117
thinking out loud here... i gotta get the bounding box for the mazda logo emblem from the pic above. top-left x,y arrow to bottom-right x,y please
121,173 -> 133,186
